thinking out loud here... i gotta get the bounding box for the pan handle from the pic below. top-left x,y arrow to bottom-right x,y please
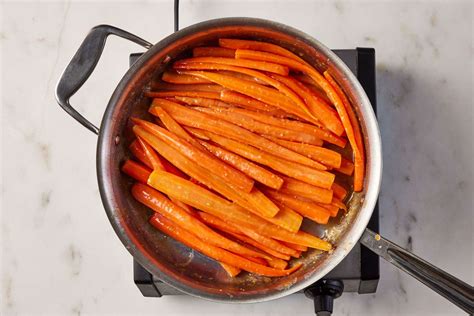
360,228 -> 474,313
55,25 -> 152,135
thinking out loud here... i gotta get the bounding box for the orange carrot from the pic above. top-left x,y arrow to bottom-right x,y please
216,70 -> 270,86
129,140 -> 153,169
199,141 -> 284,190
268,138 -> 342,168
145,91 -> 221,99
335,158 -> 354,176
319,203 -> 339,217
148,170 -> 332,250
220,262 -> 241,277
152,82 -> 224,92
121,159 -> 151,184
264,190 -> 331,225
193,47 -> 236,58
157,101 -> 328,170
324,71 -> 365,191
133,183 -> 268,259
332,182 -> 348,200
332,197 -> 348,211
149,213 -> 301,276
220,90 -> 285,114
136,136 -> 164,171
244,256 -> 268,266
174,57 -> 289,75
194,107 -> 325,147
174,96 -> 232,109
280,176 -> 333,204
281,241 -> 308,252
161,71 -> 210,84
225,231 -> 290,261
133,119 -> 254,193
203,131 -> 335,189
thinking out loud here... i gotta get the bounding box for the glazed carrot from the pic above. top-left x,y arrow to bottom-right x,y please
133,183 -> 267,259
133,119 -> 254,193
194,107 -> 325,148
319,203 -> 339,217
174,96 -> 232,109
157,101 -> 329,169
281,241 -> 308,252
136,136 -> 165,171
203,131 -> 335,189
121,159 -> 151,184
268,138 -> 342,168
144,91 -> 221,99
220,262 -> 241,277
148,170 -> 332,250
174,57 -> 289,75
198,212 -> 299,257
220,90 -> 284,114
335,158 -> 354,176
324,71 -> 365,191
199,140 -> 284,190
149,213 -> 301,277
244,256 -> 268,266
152,82 -> 224,92
264,190 -> 331,225
193,47 -> 236,58
332,197 -> 348,211
162,71 -> 210,84
216,70 -> 270,86
129,140 -> 153,169
280,176 -> 333,204
215,106 -> 346,147
270,74 -> 344,136
332,182 -> 348,200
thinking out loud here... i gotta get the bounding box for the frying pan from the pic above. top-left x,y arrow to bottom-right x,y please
55,18 -> 473,313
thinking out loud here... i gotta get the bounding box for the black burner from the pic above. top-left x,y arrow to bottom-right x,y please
130,48 -> 379,305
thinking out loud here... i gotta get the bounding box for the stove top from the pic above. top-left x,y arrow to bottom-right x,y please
130,48 -> 379,312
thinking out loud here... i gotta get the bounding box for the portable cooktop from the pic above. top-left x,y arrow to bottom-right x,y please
130,47 -> 379,316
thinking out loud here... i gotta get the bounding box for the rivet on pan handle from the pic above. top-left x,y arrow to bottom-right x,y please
55,25 -> 152,135
360,228 -> 474,314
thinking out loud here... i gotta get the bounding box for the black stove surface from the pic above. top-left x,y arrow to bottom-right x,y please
130,48 -> 379,298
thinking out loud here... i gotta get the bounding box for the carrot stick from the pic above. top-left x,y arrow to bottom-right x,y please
145,91 -> 221,99
281,241 -> 308,252
152,82 -> 224,92
244,256 -> 268,266
319,203 -> 339,217
162,71 -> 211,84
332,197 -> 348,211
220,262 -> 241,277
214,106 -> 346,148
129,140 -> 153,169
136,136 -> 165,171
225,231 -> 290,260
203,131 -> 335,189
194,107 -> 325,148
148,170 -> 332,250
133,119 -> 254,193
199,140 -> 284,190
149,213 -> 301,276
335,158 -> 354,176
174,57 -> 289,75
121,159 -> 151,184
324,71 -> 365,191
332,182 -> 348,200
270,74 -> 344,136
264,190 -> 331,225
133,183 -> 269,259
193,47 -> 236,58
157,100 -> 329,170
268,138 -> 342,168
220,90 -> 285,114
174,96 -> 232,109
280,176 -> 333,204
216,70 -> 270,86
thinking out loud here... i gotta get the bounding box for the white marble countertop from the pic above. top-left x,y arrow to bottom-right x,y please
1,0 -> 472,315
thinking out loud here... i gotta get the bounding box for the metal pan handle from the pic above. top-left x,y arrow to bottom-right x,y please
55,25 -> 152,135
360,228 -> 474,313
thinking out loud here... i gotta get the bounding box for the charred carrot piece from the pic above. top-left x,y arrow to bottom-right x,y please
203,131 -> 335,189
174,57 -> 289,75
157,101 -> 328,170
199,140 -> 284,190
121,159 -> 151,184
264,190 -> 331,225
136,136 -> 165,171
335,158 -> 354,176
268,138 -> 342,168
145,91 -> 221,99
280,176 -> 333,204
133,119 -> 254,193
220,90 -> 285,114
194,107 -> 324,147
149,213 -> 301,277
332,182 -> 348,200
174,96 -> 232,109
148,170 -> 332,250
152,82 -> 224,92
281,241 -> 308,252
193,47 -> 236,58
133,183 -> 268,259
220,262 -> 241,277
324,71 -> 365,191
161,71 -> 211,84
